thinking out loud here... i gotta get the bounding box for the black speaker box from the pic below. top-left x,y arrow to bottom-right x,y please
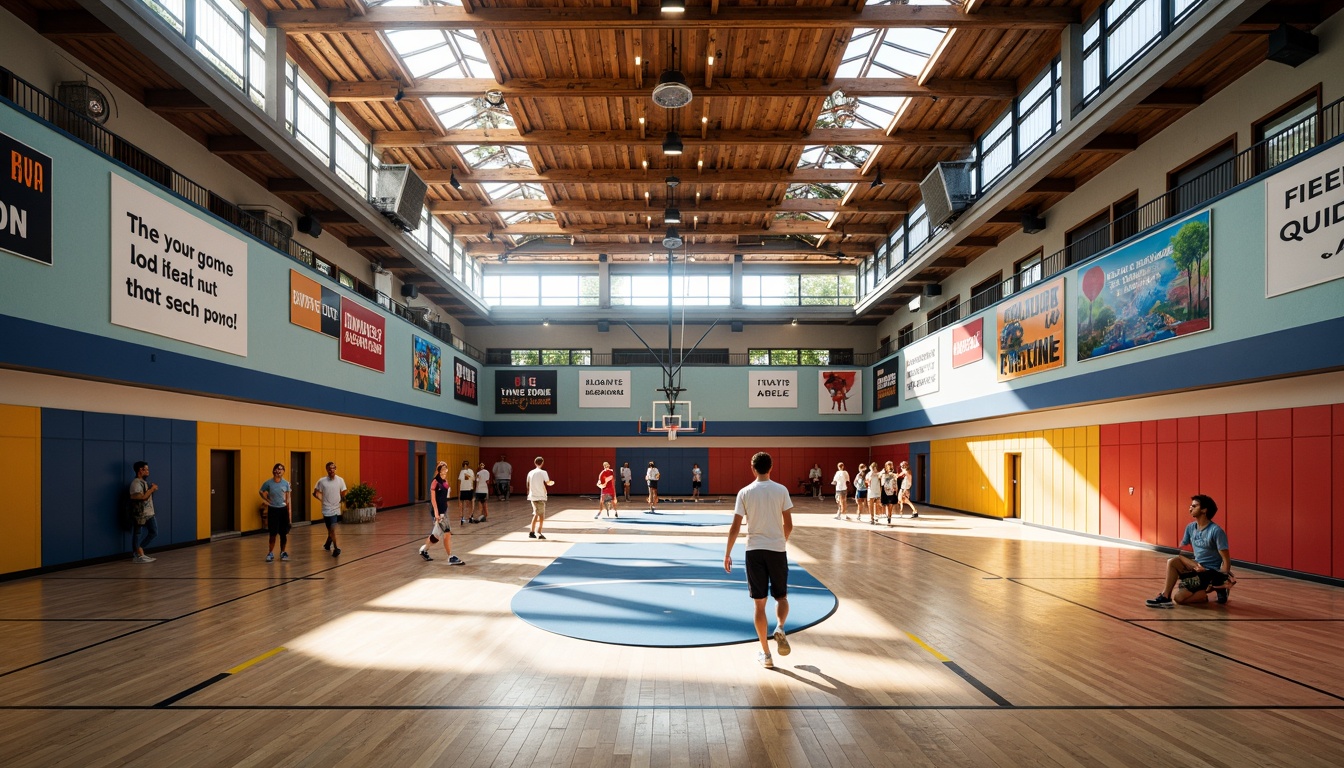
923,284 -> 942,297
400,284 -> 418,299
1267,24 -> 1318,67
297,215 -> 322,238
597,320 -> 610,333
731,321 -> 744,332
1021,214 -> 1046,234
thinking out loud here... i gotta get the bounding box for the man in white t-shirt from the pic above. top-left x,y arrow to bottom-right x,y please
492,455 -> 512,502
724,451 -> 795,670
620,462 -> 633,502
311,461 -> 348,557
808,463 -> 822,498
471,462 -> 490,523
526,456 -> 554,540
832,462 -> 851,521
457,461 -> 475,525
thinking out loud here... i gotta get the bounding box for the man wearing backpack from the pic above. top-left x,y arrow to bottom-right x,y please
129,461 -> 159,563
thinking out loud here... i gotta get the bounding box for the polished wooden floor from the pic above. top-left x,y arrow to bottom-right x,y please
2,496 -> 1342,767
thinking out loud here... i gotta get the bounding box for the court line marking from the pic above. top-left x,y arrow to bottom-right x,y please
902,630 -> 1014,707
3,703 -> 1340,712
154,647 -> 287,708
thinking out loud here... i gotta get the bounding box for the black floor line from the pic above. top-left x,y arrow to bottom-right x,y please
1130,618 -> 1344,622
0,618 -> 171,623
943,661 -> 1012,707
1,703 -> 1341,713
0,536 -> 424,679
873,532 -> 1344,704
154,674 -> 228,708
40,576 -> 326,581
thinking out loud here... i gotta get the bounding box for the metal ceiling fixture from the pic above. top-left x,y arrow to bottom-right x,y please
652,39 -> 692,109
662,226 -> 684,249
664,176 -> 682,224
662,130 -> 684,155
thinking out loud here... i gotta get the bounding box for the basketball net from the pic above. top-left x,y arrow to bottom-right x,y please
667,426 -> 678,442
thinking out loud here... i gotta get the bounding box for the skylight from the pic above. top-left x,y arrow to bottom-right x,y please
461,145 -> 534,170
798,144 -> 871,170
482,181 -> 546,202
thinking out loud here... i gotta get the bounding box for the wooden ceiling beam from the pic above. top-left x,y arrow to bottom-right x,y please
1080,133 -> 1139,152
468,242 -> 848,257
270,6 -> 1078,33
143,89 -> 212,112
36,10 -> 116,38
267,177 -> 319,193
955,236 -> 999,248
418,167 -> 926,185
1139,88 -> 1204,109
329,77 -> 1016,102
346,236 -> 394,248
443,221 -> 890,237
429,198 -> 909,214
306,210 -> 359,224
373,128 -> 973,148
1026,177 -> 1077,193
207,135 -> 268,154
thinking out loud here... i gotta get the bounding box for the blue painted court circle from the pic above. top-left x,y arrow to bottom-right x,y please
606,511 -> 733,526
510,542 -> 838,647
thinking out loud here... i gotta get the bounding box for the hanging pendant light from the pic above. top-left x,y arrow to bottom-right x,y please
652,69 -> 693,108
662,130 -> 683,155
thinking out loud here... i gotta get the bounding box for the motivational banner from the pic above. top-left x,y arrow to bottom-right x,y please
0,131 -> 52,265
1077,210 -> 1212,362
872,356 -> 899,411
818,370 -> 862,415
748,370 -> 797,408
110,174 -> 248,356
412,335 -> 441,395
289,270 -> 340,337
579,370 -> 632,408
339,297 -> 385,372
952,318 -> 985,368
903,335 -> 940,399
996,276 -> 1065,381
453,357 -> 478,404
496,369 -> 558,414
1265,139 -> 1344,297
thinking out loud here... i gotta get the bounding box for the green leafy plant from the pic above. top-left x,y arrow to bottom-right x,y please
344,482 -> 379,510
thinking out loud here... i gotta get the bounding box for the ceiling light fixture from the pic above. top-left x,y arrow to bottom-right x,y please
662,130 -> 683,155
394,86 -> 405,103
652,68 -> 693,108
660,0 -> 686,14
662,227 -> 684,249
664,175 -> 682,225
664,207 -> 682,224
449,164 -> 462,191
791,318 -> 799,326
870,169 -> 885,189
542,319 -> 550,327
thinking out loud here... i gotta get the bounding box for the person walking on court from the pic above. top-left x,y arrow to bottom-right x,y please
312,461 -> 347,557
128,461 -> 158,563
595,461 -> 618,518
646,461 -> 661,511
260,463 -> 292,562
471,462 -> 490,523
808,463 -> 822,498
832,462 -> 851,520
620,462 -> 633,502
897,460 -> 918,519
527,456 -> 554,539
492,454 -> 512,502
457,460 -> 475,525
853,464 -> 872,524
1146,495 -> 1233,607
724,451 -> 795,669
421,461 -> 465,564
691,464 -> 703,499
878,461 -> 900,524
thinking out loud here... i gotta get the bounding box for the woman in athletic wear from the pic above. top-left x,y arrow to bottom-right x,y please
897,460 -> 919,519
646,461 -> 661,511
421,462 -> 464,564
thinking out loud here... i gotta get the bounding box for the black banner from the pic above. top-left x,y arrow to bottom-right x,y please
495,369 -> 558,414
0,132 -> 53,265
453,357 -> 478,404
873,354 -> 899,412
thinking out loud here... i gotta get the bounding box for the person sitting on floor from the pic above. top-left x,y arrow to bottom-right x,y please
1146,494 -> 1234,608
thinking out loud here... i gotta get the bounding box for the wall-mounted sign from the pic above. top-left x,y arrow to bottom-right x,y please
951,318 -> 984,368
110,174 -> 248,356
496,369 -> 557,414
0,132 -> 52,265
996,276 -> 1065,381
453,357 -> 478,404
818,370 -> 863,415
873,356 -> 899,411
903,335 -> 940,399
339,296 -> 385,372
412,335 -> 441,395
748,370 -> 797,408
289,270 -> 339,337
579,370 -> 631,408
1266,139 -> 1344,297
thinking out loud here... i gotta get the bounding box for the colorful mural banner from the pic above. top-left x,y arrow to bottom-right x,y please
412,335 -> 441,395
748,370 -> 797,408
903,335 -> 939,399
1076,210 -> 1212,362
453,357 -> 478,404
872,356 -> 899,411
951,318 -> 984,369
339,296 -> 385,372
0,131 -> 52,265
1265,139 -> 1344,297
289,270 -> 339,337
996,276 -> 1065,381
496,370 -> 558,414
818,370 -> 863,415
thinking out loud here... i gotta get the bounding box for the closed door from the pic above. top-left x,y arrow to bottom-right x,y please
210,450 -> 236,533
1005,453 -> 1021,518
416,453 -> 427,501
290,452 -> 308,521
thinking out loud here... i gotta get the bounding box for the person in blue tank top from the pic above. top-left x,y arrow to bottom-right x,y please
1146,494 -> 1234,608
260,463 -> 292,562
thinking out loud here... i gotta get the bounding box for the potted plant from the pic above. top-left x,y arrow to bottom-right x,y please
343,482 -> 380,523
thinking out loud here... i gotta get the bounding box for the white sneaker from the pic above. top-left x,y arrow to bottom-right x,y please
757,651 -> 774,669
773,629 -> 790,656
133,554 -> 154,563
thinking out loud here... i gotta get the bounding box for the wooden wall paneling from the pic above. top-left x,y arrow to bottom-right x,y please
1176,433 -> 1200,548
1198,438 -> 1227,544
1226,438 -> 1258,563
1118,443 -> 1141,542
1290,435 -> 1331,576
1228,410 -> 1257,441
1257,409 -> 1292,439
1086,441 -> 1101,535
1156,441 -> 1180,548
1256,437 -> 1293,569
1100,443 -> 1120,539
0,405 -> 42,574
1156,418 -> 1177,444
1140,441 -> 1158,544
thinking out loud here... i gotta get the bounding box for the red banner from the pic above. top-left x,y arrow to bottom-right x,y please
951,317 -> 984,368
339,297 -> 386,372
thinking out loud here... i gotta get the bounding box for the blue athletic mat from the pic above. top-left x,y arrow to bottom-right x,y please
510,542 -> 837,647
607,511 -> 733,526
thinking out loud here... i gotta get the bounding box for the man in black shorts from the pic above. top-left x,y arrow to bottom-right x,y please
724,452 -> 795,669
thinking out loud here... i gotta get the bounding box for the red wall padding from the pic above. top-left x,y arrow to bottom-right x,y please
360,436 -> 410,508
1099,403 -> 1340,579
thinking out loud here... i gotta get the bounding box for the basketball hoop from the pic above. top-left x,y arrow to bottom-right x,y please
667,426 -> 678,442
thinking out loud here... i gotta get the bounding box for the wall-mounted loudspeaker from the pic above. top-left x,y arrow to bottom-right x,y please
923,284 -> 942,297
731,321 -> 744,333
1267,24 -> 1318,67
400,284 -> 418,299
1021,214 -> 1047,234
597,320 -> 610,333
296,215 -> 322,238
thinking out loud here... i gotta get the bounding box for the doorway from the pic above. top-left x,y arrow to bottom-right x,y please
1005,453 -> 1022,518
290,451 -> 309,522
210,450 -> 237,535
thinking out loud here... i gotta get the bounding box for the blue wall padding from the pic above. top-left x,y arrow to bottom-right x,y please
511,542 -> 837,647
614,446 -> 709,496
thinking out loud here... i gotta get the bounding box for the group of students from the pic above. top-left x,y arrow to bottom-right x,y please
826,460 -> 918,524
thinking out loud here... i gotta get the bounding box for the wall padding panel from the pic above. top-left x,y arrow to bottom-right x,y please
0,405 -> 42,574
